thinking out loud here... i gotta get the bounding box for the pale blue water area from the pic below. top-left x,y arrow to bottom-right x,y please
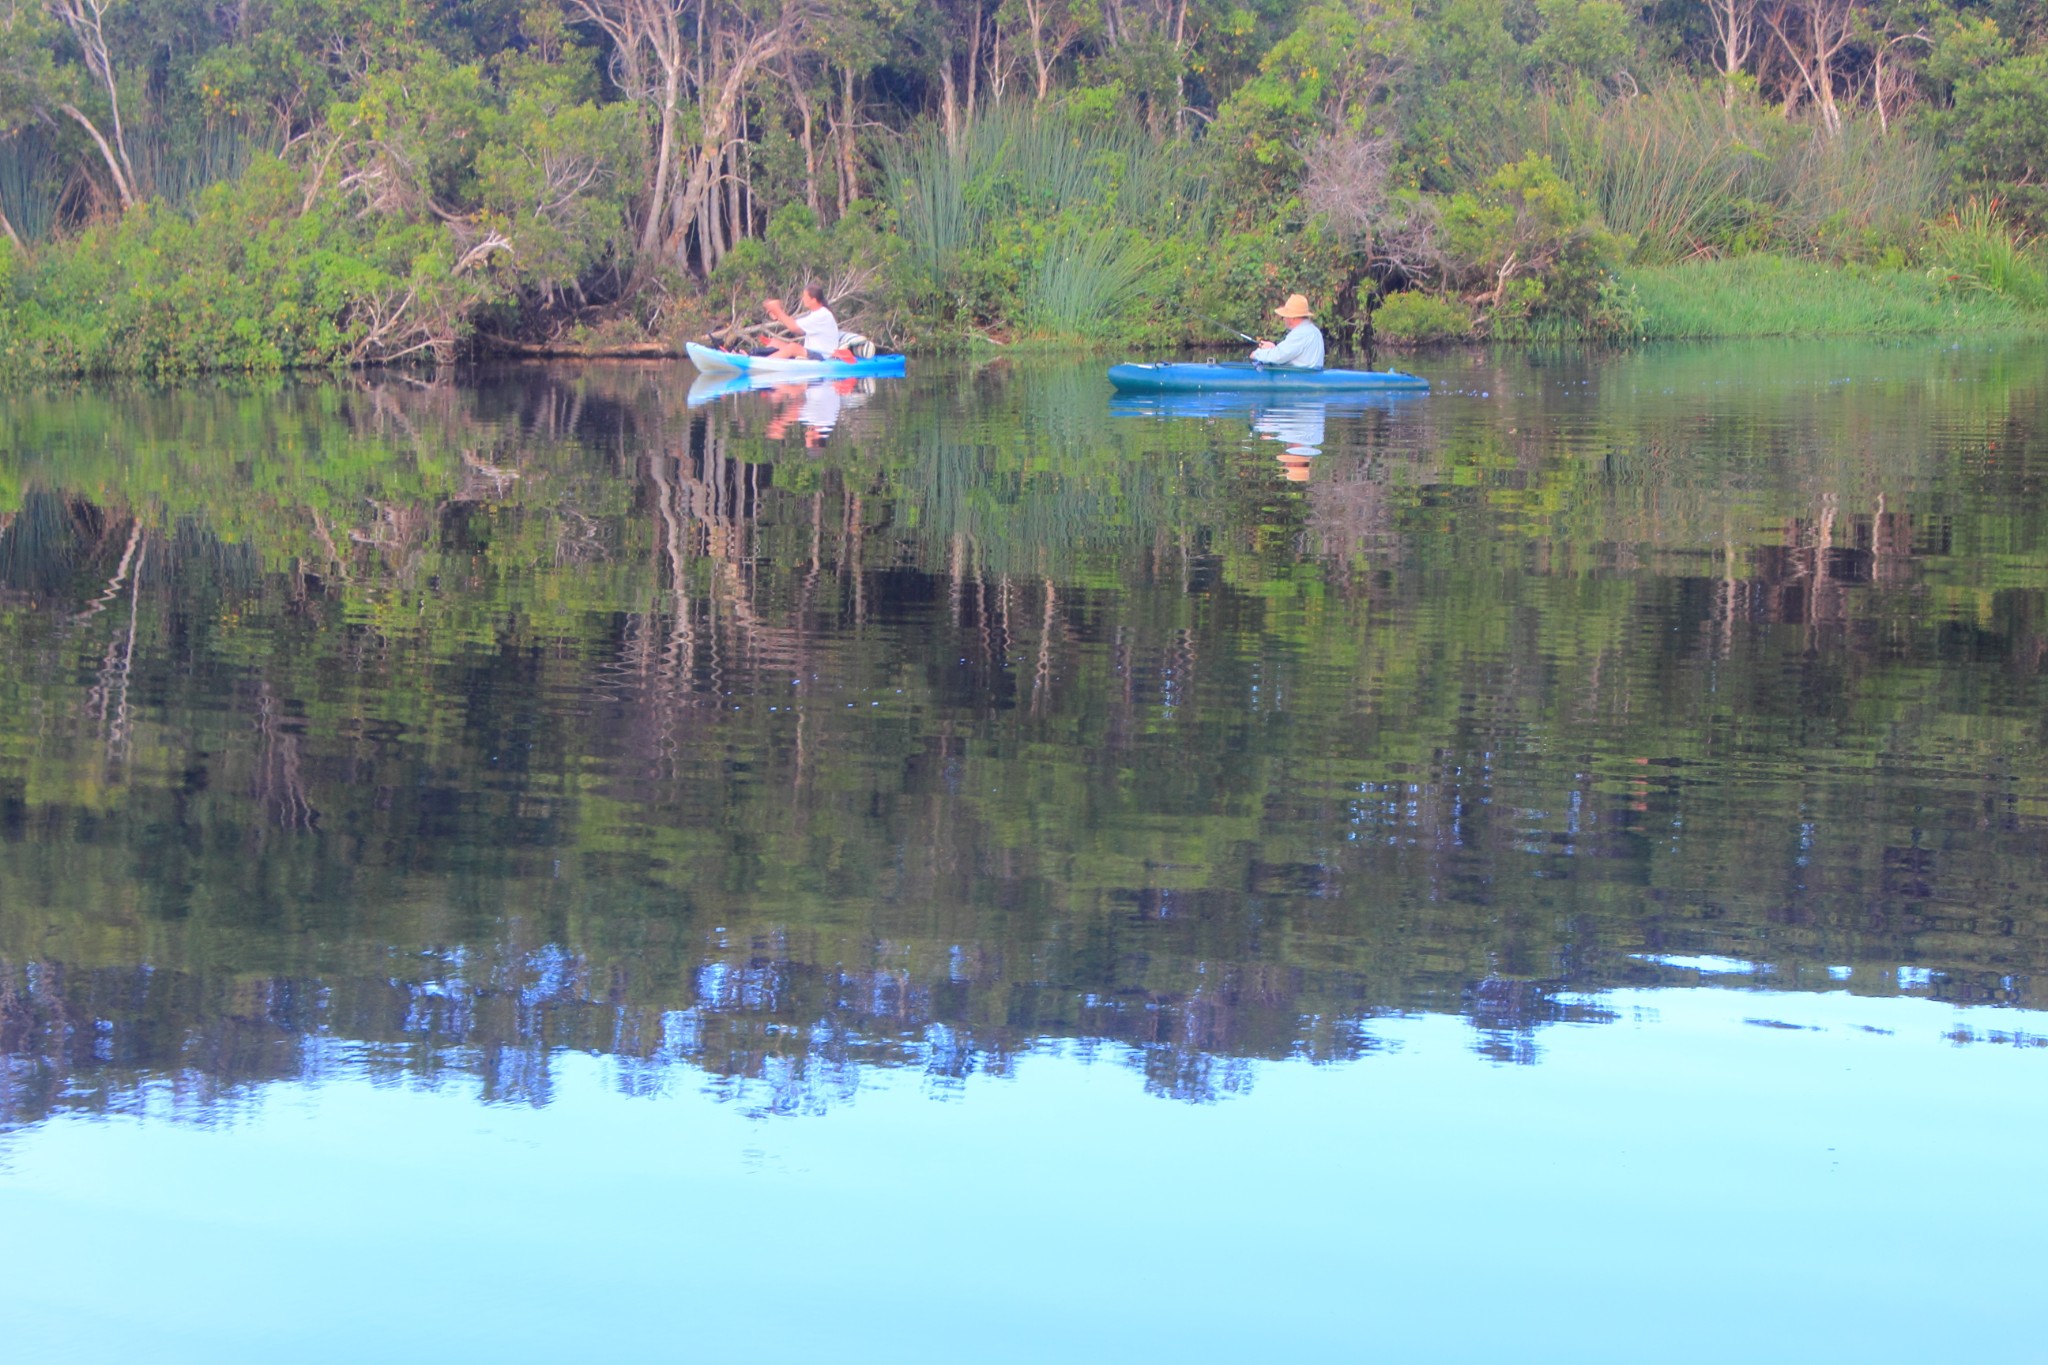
6,987 -> 2042,1362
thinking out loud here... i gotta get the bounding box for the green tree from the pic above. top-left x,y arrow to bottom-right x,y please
1946,49 -> 2048,225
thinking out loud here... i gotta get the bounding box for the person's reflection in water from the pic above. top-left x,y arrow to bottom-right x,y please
1250,400 -> 1327,482
764,378 -> 863,448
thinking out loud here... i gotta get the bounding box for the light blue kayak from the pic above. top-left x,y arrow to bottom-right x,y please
1107,360 -> 1428,393
687,340 -> 907,378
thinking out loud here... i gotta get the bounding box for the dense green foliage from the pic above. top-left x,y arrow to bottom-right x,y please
0,0 -> 2045,368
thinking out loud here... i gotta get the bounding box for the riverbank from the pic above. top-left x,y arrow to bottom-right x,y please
3,243 -> 2041,380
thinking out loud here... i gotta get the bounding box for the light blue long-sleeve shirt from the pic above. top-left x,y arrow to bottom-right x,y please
1250,321 -> 1325,369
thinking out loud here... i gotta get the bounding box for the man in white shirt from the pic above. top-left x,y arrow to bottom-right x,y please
1250,293 -> 1325,369
761,282 -> 841,360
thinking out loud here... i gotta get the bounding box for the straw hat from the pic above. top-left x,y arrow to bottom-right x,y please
1273,293 -> 1314,319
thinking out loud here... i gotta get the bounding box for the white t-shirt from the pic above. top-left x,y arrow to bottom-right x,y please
798,381 -> 844,435
794,306 -> 840,357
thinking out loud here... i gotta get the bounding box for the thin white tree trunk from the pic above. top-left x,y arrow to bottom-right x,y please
60,103 -> 138,207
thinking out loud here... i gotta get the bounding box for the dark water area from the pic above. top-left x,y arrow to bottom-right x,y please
2,342 -> 2047,1359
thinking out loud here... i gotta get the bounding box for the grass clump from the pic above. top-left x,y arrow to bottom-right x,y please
882,105 -> 1205,342
1024,226 -> 1164,339
1525,86 -> 1765,264
1923,199 -> 2048,312
1623,255 -> 2036,339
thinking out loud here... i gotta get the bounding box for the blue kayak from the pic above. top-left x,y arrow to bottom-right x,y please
687,340 -> 906,378
1107,360 -> 1428,393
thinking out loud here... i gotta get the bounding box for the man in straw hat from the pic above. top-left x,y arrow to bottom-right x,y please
1250,294 -> 1325,369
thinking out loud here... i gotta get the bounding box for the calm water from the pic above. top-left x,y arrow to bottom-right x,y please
3,341 -> 2046,1360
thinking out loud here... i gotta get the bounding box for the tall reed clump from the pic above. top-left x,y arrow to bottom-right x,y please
883,104 -> 1207,340
1025,226 -> 1164,338
1765,117 -> 1943,260
1531,86 -> 1767,264
1433,87 -> 1945,266
1923,199 -> 2048,312
0,131 -> 65,246
137,122 -> 263,210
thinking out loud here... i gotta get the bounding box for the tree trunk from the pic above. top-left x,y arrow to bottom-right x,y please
60,103 -> 138,208
51,0 -> 139,201
965,5 -> 982,117
1174,0 -> 1191,132
789,59 -> 822,220
839,66 -> 861,208
638,65 -> 683,257
726,145 -> 744,245
706,159 -> 727,266
1029,1 -> 1053,101
940,37 -> 961,151
667,24 -> 790,273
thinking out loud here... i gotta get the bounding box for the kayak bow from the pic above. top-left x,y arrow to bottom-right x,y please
1107,361 -> 1428,394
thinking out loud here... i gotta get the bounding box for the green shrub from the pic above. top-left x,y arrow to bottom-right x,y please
1154,218 -> 1355,348
1373,289 -> 1473,341
1439,154 -> 1627,329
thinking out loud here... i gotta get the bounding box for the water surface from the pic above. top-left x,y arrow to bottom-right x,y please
2,340 -> 2045,1359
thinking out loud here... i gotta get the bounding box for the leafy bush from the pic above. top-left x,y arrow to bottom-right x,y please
0,157 -> 495,375
1208,1 -> 1420,201
1438,154 -> 1627,328
1372,289 -> 1473,341
1529,0 -> 1632,84
1158,218 -> 1356,347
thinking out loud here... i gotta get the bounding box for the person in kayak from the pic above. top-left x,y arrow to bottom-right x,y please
1250,294 -> 1325,369
759,282 -> 842,360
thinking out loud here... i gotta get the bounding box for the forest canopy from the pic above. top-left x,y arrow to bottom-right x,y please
0,0 -> 2044,370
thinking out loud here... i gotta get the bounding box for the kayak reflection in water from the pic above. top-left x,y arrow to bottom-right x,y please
1248,293 -> 1325,369
1250,400 -> 1326,481
766,378 -> 864,447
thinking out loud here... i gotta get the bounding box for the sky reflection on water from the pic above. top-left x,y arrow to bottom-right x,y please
4,985 -> 2041,1364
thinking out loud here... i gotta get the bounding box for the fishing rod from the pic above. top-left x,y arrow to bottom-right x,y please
1202,316 -> 1264,346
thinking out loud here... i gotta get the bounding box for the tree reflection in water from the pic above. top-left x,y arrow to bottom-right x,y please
3,342 -> 2047,1127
